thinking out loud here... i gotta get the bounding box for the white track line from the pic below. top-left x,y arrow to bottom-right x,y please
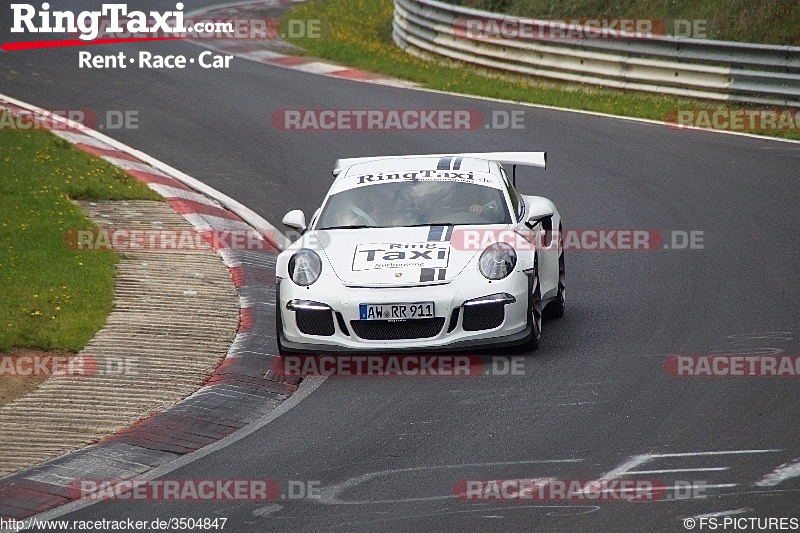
0,93 -> 327,531
179,2 -> 800,148
6,376 -> 325,531
755,458 -> 800,487
690,508 -> 752,519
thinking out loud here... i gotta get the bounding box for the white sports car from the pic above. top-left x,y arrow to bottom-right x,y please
275,152 -> 565,353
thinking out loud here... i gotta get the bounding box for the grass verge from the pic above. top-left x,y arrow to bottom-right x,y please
282,0 -> 800,141
0,123 -> 162,353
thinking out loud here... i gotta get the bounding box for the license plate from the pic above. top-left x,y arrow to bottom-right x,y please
359,302 -> 435,320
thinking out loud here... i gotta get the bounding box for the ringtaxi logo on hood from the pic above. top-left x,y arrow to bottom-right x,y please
10,3 -> 188,42
353,242 -> 450,271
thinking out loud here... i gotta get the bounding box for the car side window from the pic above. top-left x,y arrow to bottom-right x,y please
499,166 -> 522,221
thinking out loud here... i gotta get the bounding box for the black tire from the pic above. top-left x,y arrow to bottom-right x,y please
524,254 -> 542,352
275,283 -> 288,356
276,325 -> 288,357
543,225 -> 565,319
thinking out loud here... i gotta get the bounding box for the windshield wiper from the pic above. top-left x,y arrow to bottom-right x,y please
318,224 -> 374,230
403,222 -> 455,227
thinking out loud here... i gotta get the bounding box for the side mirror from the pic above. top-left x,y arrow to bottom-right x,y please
282,209 -> 307,232
525,208 -> 553,229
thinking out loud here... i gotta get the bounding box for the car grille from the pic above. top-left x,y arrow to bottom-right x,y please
350,318 -> 446,340
462,303 -> 505,331
295,308 -> 335,336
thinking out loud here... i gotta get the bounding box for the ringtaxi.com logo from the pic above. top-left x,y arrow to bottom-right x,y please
271,109 -> 525,131
11,3 -> 195,42
80,17 -> 322,41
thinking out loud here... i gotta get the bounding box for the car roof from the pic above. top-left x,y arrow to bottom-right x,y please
330,156 -> 505,195
343,156 -> 493,174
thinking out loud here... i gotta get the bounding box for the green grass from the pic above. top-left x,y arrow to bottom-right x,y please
444,0 -> 800,46
282,0 -> 800,141
0,124 -> 162,353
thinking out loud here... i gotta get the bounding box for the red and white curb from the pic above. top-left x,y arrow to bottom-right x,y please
219,47 -> 419,87
186,0 -> 800,145
0,93 -> 300,521
0,97 -> 284,252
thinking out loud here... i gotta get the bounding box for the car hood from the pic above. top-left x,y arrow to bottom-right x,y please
315,226 -> 483,286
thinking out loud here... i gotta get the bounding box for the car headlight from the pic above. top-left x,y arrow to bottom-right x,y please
288,249 -> 322,286
479,243 -> 517,280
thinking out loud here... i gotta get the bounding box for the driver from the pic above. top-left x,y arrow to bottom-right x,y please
345,187 -> 396,227
467,186 -> 503,222
363,191 -> 389,225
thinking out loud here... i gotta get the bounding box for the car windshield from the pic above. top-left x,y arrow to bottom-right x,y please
316,180 -> 512,229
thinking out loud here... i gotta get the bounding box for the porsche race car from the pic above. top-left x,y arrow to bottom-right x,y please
275,152 -> 565,353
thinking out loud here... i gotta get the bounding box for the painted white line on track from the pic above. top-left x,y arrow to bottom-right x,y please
179,4 -> 800,148
628,468 -> 730,474
400,86 -> 800,146
9,376 -> 326,530
318,459 -> 584,505
314,503 -> 601,529
641,450 -> 784,458
755,458 -> 800,487
293,62 -> 352,75
601,450 -> 782,479
252,503 -> 284,517
146,184 -> 221,206
690,508 -> 752,519
662,484 -> 737,493
50,129 -> 111,148
221,49 -> 800,146
0,92 -> 327,531
180,212 -> 255,232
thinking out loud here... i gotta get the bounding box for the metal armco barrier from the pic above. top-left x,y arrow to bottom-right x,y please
393,0 -> 800,107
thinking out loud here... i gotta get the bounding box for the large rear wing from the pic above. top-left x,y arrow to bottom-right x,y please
332,151 -> 547,176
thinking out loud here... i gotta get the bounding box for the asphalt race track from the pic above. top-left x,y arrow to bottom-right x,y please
2,2 -> 800,531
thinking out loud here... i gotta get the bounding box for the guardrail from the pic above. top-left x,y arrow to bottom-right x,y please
393,0 -> 800,107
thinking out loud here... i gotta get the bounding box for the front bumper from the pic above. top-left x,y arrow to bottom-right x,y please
277,268 -> 532,353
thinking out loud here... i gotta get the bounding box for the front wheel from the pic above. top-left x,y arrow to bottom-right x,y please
522,255 -> 542,352
543,226 -> 565,319
275,282 -> 289,357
